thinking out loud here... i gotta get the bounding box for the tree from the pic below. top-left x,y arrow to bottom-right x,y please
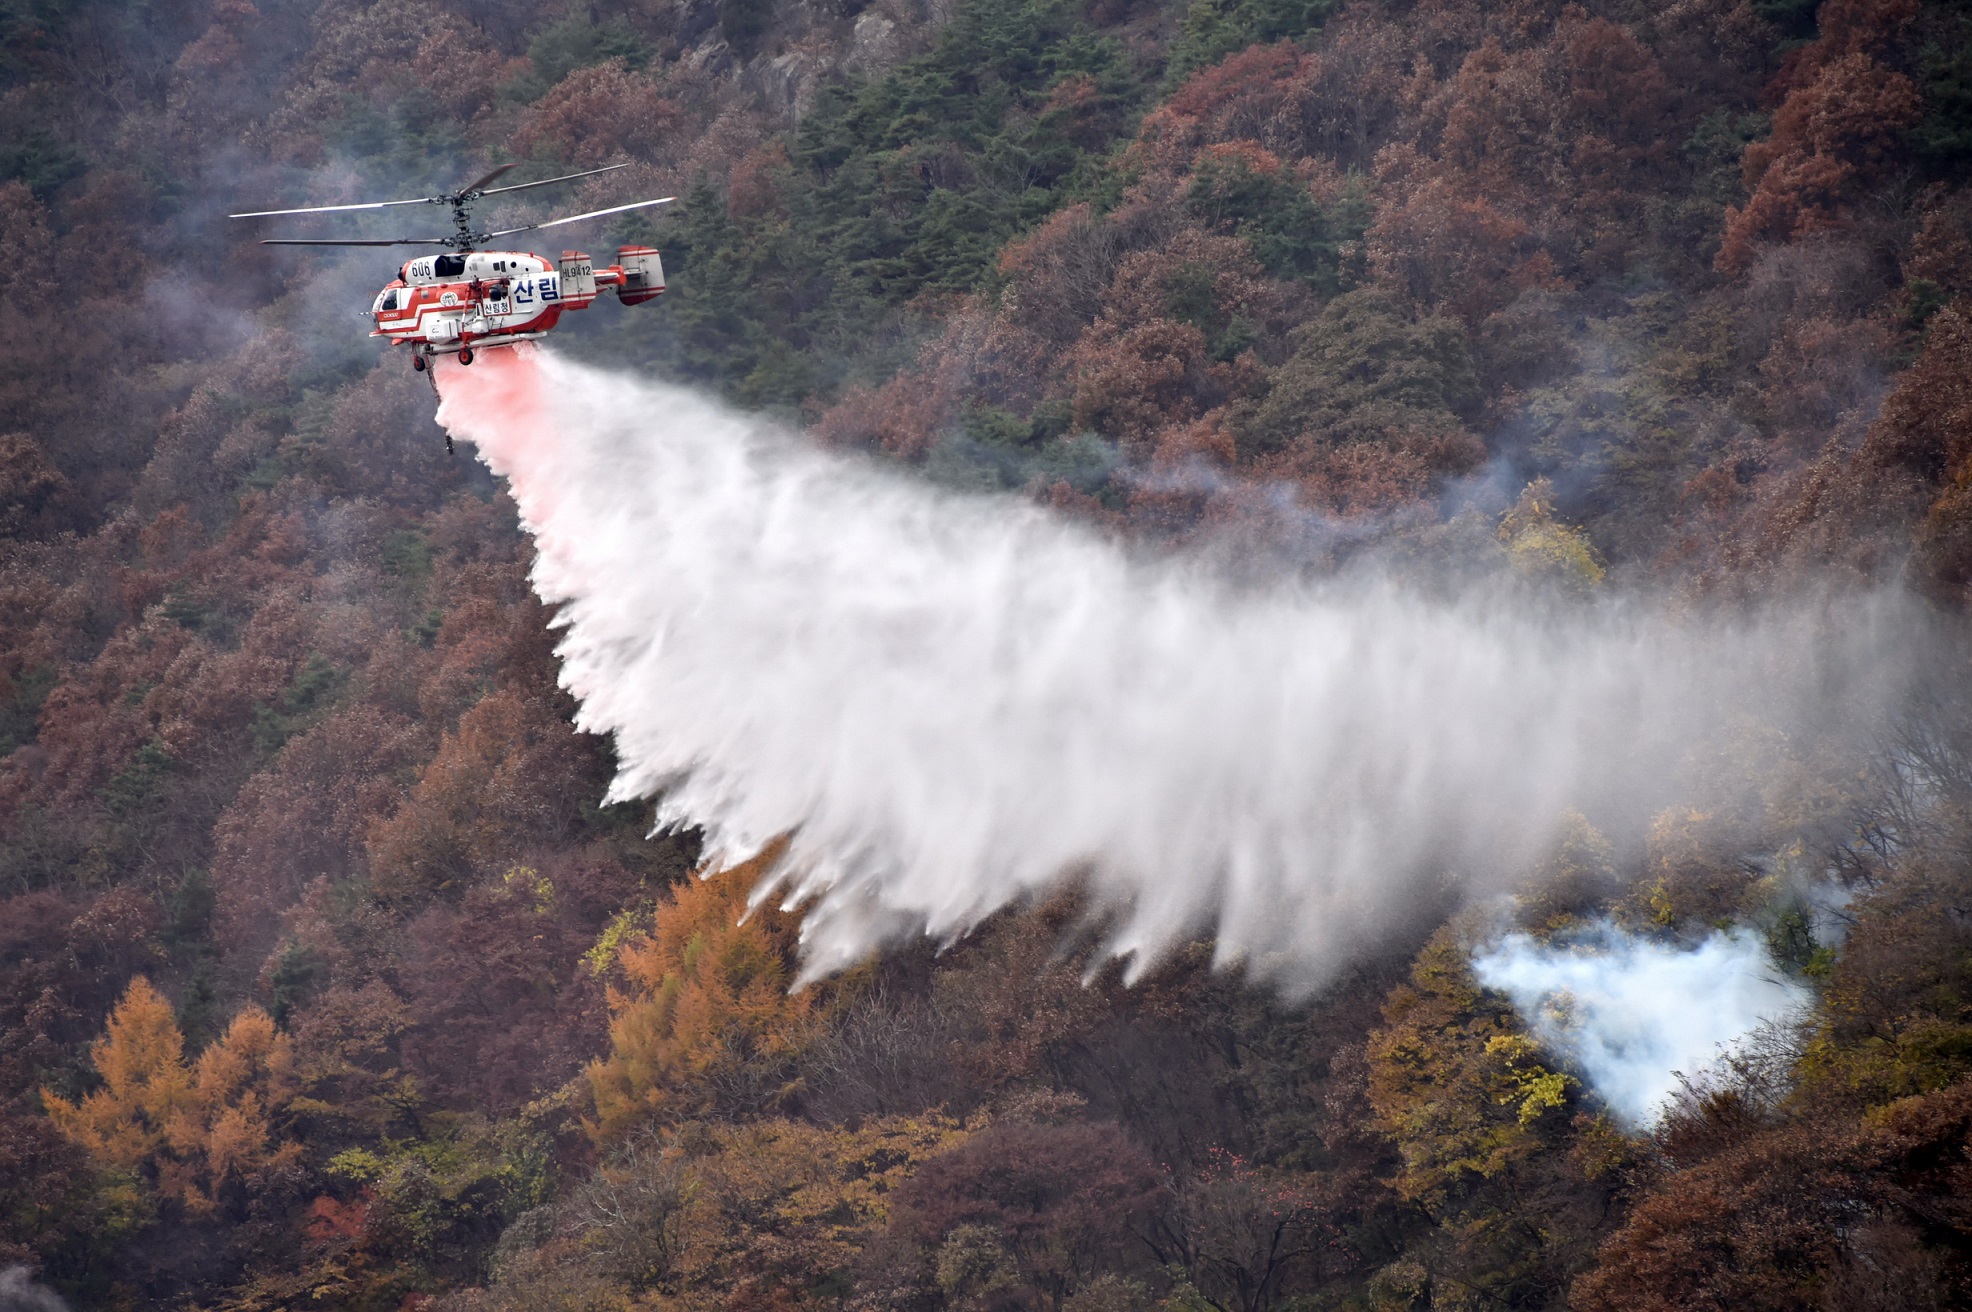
1718,53 -> 1922,273
393,852 -> 648,1115
1434,37 -> 1564,207
1571,1121 -> 1861,1312
0,1106 -> 110,1277
162,1004 -> 301,1215
210,705 -> 426,955
587,848 -> 812,1140
1497,481 -> 1607,595
0,435 -> 78,541
1856,305 -> 1972,603
1241,288 -> 1480,470
1363,929 -> 1616,1307
43,977 -> 299,1216
1151,1148 -> 1349,1312
1067,230 -> 1279,459
884,1119 -> 1167,1309
1366,933 -> 1576,1214
514,60 -> 683,167
1167,1 -> 1334,86
1366,165 -> 1560,329
678,1114 -> 974,1305
1183,141 -> 1368,290
366,688 -> 595,903
41,976 -> 188,1179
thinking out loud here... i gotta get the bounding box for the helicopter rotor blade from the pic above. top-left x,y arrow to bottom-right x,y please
259,237 -> 452,246
231,196 -> 439,219
478,162 -> 631,198
480,195 -> 675,240
234,165 -> 636,223
456,163 -> 519,197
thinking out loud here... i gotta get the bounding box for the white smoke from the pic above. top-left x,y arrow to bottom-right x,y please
431,347 -> 1917,989
1472,924 -> 1810,1126
0,1267 -> 69,1312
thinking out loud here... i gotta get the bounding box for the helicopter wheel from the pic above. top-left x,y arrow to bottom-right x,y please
457,346 -> 475,366
411,352 -> 427,373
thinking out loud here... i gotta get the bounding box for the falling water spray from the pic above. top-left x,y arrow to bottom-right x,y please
432,346 -> 1919,991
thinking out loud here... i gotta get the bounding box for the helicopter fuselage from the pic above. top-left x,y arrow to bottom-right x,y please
370,245 -> 664,360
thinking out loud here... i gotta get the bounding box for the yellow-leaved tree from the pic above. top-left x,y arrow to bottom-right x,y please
671,1114 -> 974,1302
1498,478 -> 1604,591
44,976 -> 300,1216
1364,927 -> 1630,1307
1365,930 -> 1577,1214
493,1112 -> 974,1305
587,846 -> 813,1141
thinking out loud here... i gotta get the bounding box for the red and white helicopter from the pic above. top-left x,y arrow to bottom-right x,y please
233,162 -> 672,371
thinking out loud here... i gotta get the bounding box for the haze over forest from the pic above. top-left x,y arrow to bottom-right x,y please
2,0 -> 1972,1308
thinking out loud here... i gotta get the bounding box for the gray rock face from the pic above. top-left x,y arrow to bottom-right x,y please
674,0 -> 722,47
751,49 -> 826,118
684,35 -> 738,76
843,12 -> 901,76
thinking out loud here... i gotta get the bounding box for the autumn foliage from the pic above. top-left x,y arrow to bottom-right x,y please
587,846 -> 813,1140
43,977 -> 299,1217
3,0 -> 1972,1305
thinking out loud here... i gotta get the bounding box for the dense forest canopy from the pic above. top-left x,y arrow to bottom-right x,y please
2,0 -> 1972,1307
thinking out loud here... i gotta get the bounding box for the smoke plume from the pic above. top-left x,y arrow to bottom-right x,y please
0,1267 -> 69,1312
433,347 -> 1917,989
1472,924 -> 1810,1126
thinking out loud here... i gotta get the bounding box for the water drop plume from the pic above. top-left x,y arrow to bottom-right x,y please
433,346 -> 1919,990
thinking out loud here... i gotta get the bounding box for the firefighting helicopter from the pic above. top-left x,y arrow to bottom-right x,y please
232,162 -> 673,372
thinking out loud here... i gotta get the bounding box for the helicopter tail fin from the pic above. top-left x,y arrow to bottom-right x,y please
615,246 -> 666,306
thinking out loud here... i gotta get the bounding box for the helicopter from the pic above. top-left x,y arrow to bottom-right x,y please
232,162 -> 673,371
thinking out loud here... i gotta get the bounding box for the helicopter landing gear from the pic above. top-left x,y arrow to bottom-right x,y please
415,346 -> 440,401
457,345 -> 475,366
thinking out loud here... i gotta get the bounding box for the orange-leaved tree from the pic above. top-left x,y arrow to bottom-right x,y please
1717,51 -> 1922,273
44,976 -> 300,1216
42,976 -> 187,1179
587,845 -> 813,1140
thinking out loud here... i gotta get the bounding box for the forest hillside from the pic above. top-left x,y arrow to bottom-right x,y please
2,0 -> 1972,1307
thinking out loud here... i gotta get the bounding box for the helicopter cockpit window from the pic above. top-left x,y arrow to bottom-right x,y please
379,289 -> 399,312
434,254 -> 466,278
